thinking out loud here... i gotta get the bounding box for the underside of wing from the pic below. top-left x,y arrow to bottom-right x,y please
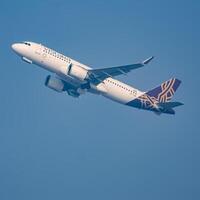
87,56 -> 154,85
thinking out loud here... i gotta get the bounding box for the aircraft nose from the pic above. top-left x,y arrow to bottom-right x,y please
11,43 -> 24,55
11,43 -> 17,51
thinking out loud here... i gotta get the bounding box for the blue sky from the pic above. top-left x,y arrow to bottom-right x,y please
0,0 -> 200,199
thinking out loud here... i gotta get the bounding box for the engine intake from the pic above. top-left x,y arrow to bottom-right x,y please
68,64 -> 88,81
45,75 -> 65,92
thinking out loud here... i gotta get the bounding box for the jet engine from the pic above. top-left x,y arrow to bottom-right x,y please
68,64 -> 88,81
45,75 -> 65,92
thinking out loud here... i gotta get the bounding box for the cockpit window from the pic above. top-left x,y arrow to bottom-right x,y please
23,42 -> 31,46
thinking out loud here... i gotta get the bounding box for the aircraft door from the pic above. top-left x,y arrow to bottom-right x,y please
35,46 -> 46,64
35,46 -> 42,55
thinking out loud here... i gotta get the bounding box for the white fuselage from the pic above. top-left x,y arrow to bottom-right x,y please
12,42 -> 144,105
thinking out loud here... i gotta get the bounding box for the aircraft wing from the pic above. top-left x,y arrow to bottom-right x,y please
87,56 -> 154,85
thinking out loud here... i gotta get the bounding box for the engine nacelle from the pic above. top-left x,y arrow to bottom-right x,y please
45,75 -> 65,92
68,64 -> 88,81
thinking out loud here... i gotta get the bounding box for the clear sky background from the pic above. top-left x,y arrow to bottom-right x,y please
0,0 -> 199,200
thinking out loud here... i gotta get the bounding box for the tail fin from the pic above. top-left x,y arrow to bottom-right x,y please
126,78 -> 182,114
146,78 -> 181,103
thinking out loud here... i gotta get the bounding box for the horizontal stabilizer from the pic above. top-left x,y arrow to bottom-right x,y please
158,101 -> 184,109
155,101 -> 183,115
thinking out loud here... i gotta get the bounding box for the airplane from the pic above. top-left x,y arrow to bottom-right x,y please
11,41 -> 183,115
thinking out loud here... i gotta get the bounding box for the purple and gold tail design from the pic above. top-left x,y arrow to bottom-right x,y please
126,78 -> 183,114
146,78 -> 181,103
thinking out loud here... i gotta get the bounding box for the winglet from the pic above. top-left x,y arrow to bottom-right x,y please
143,56 -> 154,65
